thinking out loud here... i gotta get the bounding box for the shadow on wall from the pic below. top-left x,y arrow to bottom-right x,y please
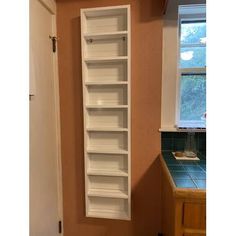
71,15 -> 86,221
131,157 -> 162,235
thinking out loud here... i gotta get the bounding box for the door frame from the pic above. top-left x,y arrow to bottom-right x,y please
37,0 -> 64,233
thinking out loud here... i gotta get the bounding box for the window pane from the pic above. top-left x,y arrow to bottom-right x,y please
180,74 -> 206,125
181,22 -> 206,45
180,47 -> 206,68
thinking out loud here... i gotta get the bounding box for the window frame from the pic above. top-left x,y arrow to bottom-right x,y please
176,5 -> 206,129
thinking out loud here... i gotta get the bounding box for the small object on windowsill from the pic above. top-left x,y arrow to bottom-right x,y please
184,151 -> 197,158
175,151 -> 184,157
172,152 -> 200,161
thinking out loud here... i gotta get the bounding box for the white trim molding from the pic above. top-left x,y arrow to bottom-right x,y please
39,0 -> 56,14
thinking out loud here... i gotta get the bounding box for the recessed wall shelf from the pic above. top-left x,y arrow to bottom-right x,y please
81,4 -> 131,220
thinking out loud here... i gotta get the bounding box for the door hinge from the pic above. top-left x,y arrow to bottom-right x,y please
29,94 -> 34,101
58,220 -> 62,234
49,36 -> 58,53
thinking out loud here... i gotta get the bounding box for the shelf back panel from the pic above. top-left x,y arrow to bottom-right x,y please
87,109 -> 128,128
85,61 -> 127,82
88,153 -> 128,171
88,176 -> 128,191
88,197 -> 128,211
86,85 -> 127,105
85,37 -> 127,58
87,131 -> 128,150
85,14 -> 127,34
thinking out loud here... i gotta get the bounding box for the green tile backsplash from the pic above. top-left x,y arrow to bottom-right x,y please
161,132 -> 206,154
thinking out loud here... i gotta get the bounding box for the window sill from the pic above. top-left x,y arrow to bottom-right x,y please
159,127 -> 206,133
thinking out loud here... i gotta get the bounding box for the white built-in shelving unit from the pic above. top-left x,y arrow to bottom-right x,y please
80,5 -> 131,220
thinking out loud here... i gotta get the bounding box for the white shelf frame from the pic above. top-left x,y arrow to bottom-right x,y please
81,5 -> 131,220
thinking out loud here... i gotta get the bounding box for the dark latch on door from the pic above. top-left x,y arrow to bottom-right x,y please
49,36 -> 59,53
58,220 -> 62,234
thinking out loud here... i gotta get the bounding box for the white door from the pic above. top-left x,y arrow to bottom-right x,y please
30,0 -> 63,235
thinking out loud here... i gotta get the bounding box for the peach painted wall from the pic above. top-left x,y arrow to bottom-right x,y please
57,0 -> 163,235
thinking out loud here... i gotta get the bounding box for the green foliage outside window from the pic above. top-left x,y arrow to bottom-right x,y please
180,75 -> 206,121
179,20 -> 206,127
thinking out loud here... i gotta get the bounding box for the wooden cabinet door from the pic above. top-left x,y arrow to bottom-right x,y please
183,202 -> 206,229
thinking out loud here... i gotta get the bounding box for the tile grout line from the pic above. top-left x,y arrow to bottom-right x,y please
191,178 -> 200,189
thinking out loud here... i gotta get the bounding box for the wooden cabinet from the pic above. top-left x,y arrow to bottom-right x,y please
160,155 -> 206,236
80,5 -> 131,220
183,203 -> 206,230
175,200 -> 206,236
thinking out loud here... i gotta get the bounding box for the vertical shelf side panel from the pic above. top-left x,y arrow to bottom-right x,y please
80,8 -> 89,217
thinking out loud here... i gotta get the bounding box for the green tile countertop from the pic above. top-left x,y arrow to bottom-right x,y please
162,151 -> 206,189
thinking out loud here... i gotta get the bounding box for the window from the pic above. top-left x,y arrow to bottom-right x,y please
177,5 -> 206,128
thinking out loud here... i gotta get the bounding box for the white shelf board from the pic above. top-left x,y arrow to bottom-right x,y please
85,81 -> 128,85
84,31 -> 128,40
82,5 -> 129,17
88,189 -> 128,199
87,209 -> 129,220
86,105 -> 128,109
84,56 -> 128,63
86,127 -> 128,132
87,148 -> 128,155
87,168 -> 128,177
